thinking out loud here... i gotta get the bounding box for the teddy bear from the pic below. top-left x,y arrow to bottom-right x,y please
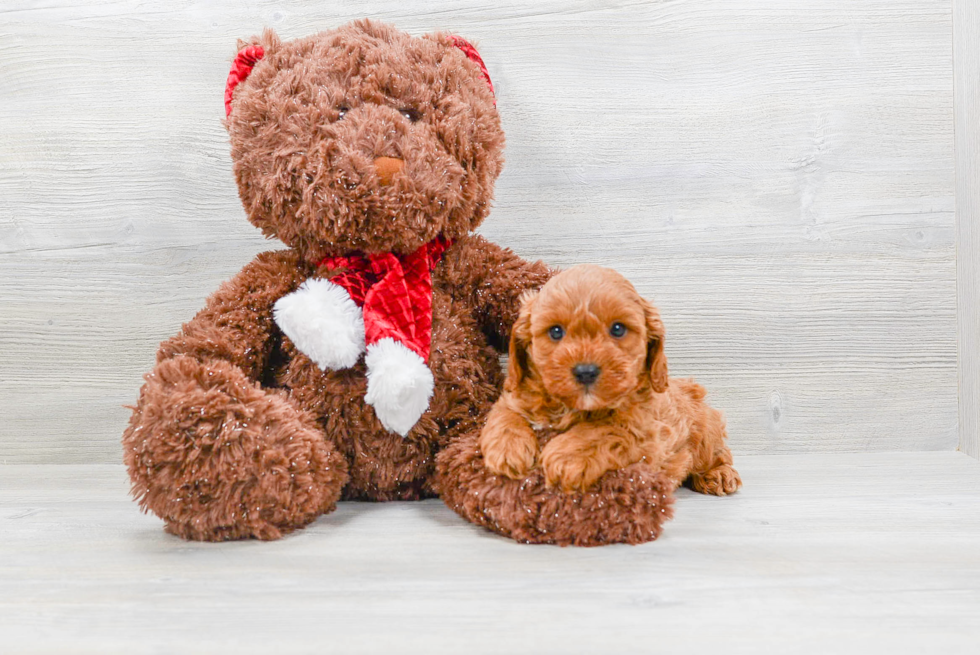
122,20 -> 552,541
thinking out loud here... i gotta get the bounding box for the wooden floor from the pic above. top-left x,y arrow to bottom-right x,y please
3,452 -> 980,654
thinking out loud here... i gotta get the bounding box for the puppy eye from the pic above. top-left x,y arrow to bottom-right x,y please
336,106 -> 349,120
548,325 -> 565,341
609,322 -> 627,338
399,108 -> 421,123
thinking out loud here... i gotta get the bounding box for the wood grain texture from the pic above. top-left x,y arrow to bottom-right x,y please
0,1 -> 956,463
956,0 -> 980,459
2,453 -> 980,653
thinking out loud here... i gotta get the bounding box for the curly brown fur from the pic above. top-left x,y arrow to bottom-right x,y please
438,426 -> 675,547
227,20 -> 503,261
435,265 -> 723,546
124,354 -> 348,541
122,21 -> 552,541
481,265 -> 741,495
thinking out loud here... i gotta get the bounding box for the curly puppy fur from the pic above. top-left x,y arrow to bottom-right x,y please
122,20 -> 551,541
481,265 -> 741,495
436,264 -> 732,546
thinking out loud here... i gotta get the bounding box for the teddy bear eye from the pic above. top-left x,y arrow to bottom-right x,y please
609,322 -> 627,338
548,325 -> 565,341
336,106 -> 349,120
399,108 -> 420,123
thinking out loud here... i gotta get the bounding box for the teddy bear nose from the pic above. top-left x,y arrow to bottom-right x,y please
374,157 -> 404,186
573,363 -> 601,386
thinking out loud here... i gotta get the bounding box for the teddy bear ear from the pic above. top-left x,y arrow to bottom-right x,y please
448,36 -> 494,96
224,43 -> 264,117
428,34 -> 495,102
224,30 -> 281,118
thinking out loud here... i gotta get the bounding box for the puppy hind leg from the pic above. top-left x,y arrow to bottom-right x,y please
685,411 -> 742,496
688,463 -> 741,496
637,422 -> 691,490
660,449 -> 694,491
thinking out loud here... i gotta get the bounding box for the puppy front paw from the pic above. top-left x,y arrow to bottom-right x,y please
540,426 -> 641,493
689,464 -> 742,496
540,444 -> 606,493
480,425 -> 538,479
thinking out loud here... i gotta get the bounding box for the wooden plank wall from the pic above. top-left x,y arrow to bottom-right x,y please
0,1 -> 956,464
956,0 -> 980,459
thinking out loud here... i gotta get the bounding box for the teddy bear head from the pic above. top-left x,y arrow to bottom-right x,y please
224,20 -> 504,261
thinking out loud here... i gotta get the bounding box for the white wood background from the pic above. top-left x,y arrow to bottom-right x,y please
956,0 -> 980,459
0,0 -> 957,464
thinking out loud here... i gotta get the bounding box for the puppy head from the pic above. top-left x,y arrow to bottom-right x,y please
506,265 -> 668,410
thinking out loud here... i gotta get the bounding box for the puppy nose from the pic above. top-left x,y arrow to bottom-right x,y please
573,363 -> 601,386
374,156 -> 404,186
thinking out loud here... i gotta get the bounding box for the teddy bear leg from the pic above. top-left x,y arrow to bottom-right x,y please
437,427 -> 676,546
123,355 -> 348,541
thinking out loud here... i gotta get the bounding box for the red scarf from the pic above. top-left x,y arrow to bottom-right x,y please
317,237 -> 451,362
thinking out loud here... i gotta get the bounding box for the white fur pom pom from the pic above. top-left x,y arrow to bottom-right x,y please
273,279 -> 365,371
364,338 -> 435,437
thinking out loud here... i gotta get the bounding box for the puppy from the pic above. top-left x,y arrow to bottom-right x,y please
480,264 -> 741,495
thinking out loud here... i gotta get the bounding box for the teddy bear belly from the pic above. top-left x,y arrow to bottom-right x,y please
276,318 -> 505,501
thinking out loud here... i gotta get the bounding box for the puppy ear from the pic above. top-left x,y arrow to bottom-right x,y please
504,290 -> 538,392
641,298 -> 669,393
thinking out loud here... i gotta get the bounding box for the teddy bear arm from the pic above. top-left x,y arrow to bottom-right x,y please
449,235 -> 554,351
157,251 -> 309,381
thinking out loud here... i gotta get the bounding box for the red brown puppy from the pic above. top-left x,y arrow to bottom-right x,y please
480,264 -> 741,494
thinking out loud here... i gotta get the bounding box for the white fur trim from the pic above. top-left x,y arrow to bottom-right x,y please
273,279 -> 365,371
364,338 -> 435,437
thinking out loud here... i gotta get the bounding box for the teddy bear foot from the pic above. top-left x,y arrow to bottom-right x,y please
436,428 -> 675,546
123,355 -> 349,541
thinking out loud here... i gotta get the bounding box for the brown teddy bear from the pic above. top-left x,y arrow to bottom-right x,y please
122,20 -> 552,541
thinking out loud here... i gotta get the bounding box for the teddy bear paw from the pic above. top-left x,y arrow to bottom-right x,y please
364,337 -> 435,437
273,278 -> 366,370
